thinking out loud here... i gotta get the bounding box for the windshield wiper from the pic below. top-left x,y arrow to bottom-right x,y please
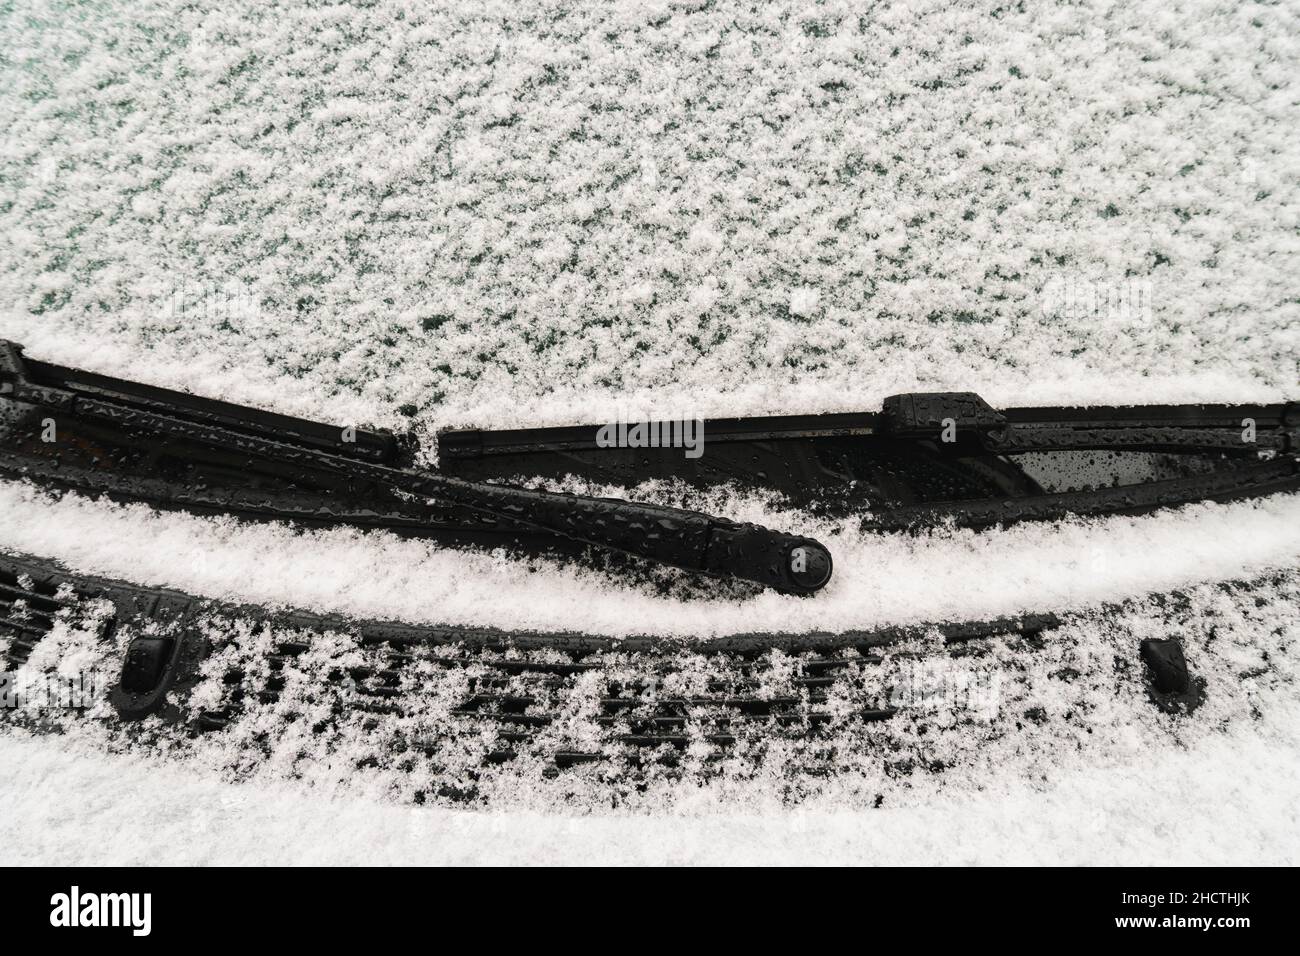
441,391 -> 1300,527
4,339 -> 1297,593
0,341 -> 833,595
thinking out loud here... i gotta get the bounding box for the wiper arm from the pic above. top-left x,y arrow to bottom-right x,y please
0,341 -> 833,595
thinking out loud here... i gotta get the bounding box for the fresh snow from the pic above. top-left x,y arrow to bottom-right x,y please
1,480 -> 1298,637
3,699 -> 1298,865
1,0 -> 1298,863
1,0 -> 1297,432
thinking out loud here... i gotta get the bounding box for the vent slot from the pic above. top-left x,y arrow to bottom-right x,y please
0,571 -> 69,667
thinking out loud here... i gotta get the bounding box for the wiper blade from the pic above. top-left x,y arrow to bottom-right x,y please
0,341 -> 833,595
441,390 -> 1300,527
862,455 -> 1300,531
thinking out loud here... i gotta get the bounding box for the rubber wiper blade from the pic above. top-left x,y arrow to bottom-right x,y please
0,341 -> 832,595
437,390 -> 1300,523
862,456 -> 1300,531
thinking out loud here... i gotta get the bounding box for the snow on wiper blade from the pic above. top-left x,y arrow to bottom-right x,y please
0,340 -> 832,595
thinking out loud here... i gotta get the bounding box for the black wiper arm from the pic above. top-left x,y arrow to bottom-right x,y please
0,341 -> 832,595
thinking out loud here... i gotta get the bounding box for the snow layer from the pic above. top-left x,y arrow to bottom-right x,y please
2,0 -> 1298,434
2,480 -> 1298,637
3,724 -> 1297,865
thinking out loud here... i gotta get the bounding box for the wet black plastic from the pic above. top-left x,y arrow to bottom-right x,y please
1140,638 -> 1190,694
1139,637 -> 1206,715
